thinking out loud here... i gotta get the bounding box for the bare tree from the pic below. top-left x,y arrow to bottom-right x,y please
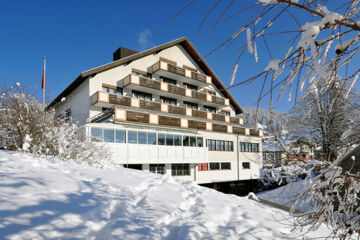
172,0 -> 360,238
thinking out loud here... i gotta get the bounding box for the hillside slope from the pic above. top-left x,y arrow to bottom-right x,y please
0,151 -> 331,239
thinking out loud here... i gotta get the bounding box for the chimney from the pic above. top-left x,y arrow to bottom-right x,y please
113,47 -> 138,61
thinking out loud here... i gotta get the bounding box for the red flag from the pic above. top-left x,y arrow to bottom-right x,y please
41,58 -> 46,89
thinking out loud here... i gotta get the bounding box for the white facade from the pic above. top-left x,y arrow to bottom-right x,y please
51,38 -> 263,184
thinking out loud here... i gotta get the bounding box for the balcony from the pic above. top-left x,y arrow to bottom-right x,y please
152,60 -> 212,85
123,74 -> 229,108
91,91 -> 243,125
113,108 -> 260,136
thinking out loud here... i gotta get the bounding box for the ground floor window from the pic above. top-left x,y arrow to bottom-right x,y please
198,163 -> 208,171
171,164 -> 190,176
124,164 -> 142,170
149,164 -> 165,175
242,162 -> 250,169
210,162 -> 220,170
221,162 -> 231,170
208,162 -> 231,170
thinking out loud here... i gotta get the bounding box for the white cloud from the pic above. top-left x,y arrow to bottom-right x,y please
137,29 -> 153,50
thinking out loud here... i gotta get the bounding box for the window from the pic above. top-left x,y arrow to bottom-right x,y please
158,133 -> 165,145
132,90 -> 152,101
160,96 -> 177,106
190,136 -> 197,147
198,163 -> 208,171
172,164 -> 190,176
138,132 -> 147,144
242,162 -> 250,169
103,129 -> 114,142
221,162 -> 231,170
183,101 -> 198,110
115,130 -> 126,143
166,134 -> 174,146
174,135 -> 182,146
183,136 -> 190,146
197,137 -> 203,147
216,140 -> 225,151
132,70 -> 152,79
183,83 -> 198,91
161,77 -> 177,85
91,128 -> 102,142
204,105 -> 216,113
207,139 -> 233,151
207,139 -> 216,150
225,141 -> 234,151
239,142 -> 259,152
210,162 -> 220,170
102,86 -> 123,96
240,142 -> 245,152
221,111 -> 230,116
147,132 -> 156,145
149,164 -> 165,175
128,131 -> 137,144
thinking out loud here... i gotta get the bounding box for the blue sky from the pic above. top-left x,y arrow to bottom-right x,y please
0,0 -> 347,112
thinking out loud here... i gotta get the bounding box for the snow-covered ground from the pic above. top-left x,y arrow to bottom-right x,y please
258,179 -> 315,212
0,151 -> 333,240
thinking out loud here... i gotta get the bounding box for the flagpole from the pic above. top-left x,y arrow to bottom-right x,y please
43,56 -> 46,110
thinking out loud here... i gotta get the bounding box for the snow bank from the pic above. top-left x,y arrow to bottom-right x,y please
0,151 -> 332,239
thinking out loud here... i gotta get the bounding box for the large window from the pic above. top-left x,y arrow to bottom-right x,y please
174,135 -> 182,146
160,96 -> 177,106
208,162 -> 231,170
149,164 -> 165,175
138,132 -> 147,144
132,90 -> 152,101
207,139 -> 234,151
183,83 -> 198,91
161,77 -> 177,85
239,142 -> 259,152
128,131 -> 137,144
166,134 -> 174,146
172,164 -> 190,176
91,128 -> 103,142
183,101 -> 198,110
115,130 -> 126,143
147,132 -> 156,145
103,129 -> 115,142
90,127 -> 204,148
102,86 -> 123,96
197,137 -> 203,147
158,133 -> 165,145
204,105 -> 216,113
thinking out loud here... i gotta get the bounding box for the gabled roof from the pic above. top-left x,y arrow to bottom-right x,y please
48,37 -> 244,114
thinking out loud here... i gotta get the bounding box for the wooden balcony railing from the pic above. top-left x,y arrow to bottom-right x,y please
152,60 -> 212,84
113,108 -> 261,136
123,74 -> 227,106
91,91 -> 245,126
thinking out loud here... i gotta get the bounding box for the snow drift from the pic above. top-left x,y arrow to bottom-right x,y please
0,151 -> 332,239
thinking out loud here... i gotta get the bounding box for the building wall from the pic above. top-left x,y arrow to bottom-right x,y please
87,123 -> 262,184
55,80 -> 90,124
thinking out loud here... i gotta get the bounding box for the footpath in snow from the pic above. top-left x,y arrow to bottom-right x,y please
0,151 -> 332,239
